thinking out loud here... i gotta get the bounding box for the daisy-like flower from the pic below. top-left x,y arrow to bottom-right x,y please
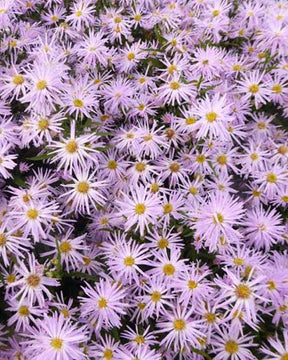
79,278 -> 128,333
122,325 -> 156,350
23,312 -> 88,360
244,206 -> 285,251
192,193 -> 245,252
0,143 -> 17,179
61,169 -> 107,215
215,268 -> 267,322
105,237 -> 149,285
255,164 -> 288,200
42,230 -> 87,272
140,276 -> 174,319
75,29 -> 108,67
66,0 -> 95,31
10,200 -> 60,242
89,335 -> 119,360
261,330 -> 288,360
236,70 -> 271,108
49,121 -> 99,172
173,263 -> 213,308
157,303 -> 205,351
148,247 -> 186,281
8,254 -> 59,306
211,326 -> 256,360
158,76 -> 196,106
0,224 -> 31,266
194,93 -> 233,140
7,299 -> 43,331
116,185 -> 162,236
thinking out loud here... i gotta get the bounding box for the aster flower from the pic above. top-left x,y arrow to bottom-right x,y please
8,254 -> 59,306
23,312 -> 88,360
192,193 -> 245,251
157,303 -> 205,351
211,326 -> 256,360
244,206 -> 285,251
61,169 -> 107,215
116,185 -> 162,236
79,278 -> 128,333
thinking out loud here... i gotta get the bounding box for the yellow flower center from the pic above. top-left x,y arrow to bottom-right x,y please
169,162 -> 180,172
38,118 -> 49,131
0,233 -> 6,246
104,349 -> 113,360
272,84 -> 282,93
50,338 -> 63,350
135,203 -> 146,215
168,65 -> 177,74
205,312 -> 216,323
173,319 -> 186,331
134,14 -> 141,21
107,160 -> 117,170
7,274 -> 16,283
225,340 -> 239,354
163,263 -> 175,276
213,212 -> 224,224
169,81 -> 180,90
12,75 -> 24,85
51,15 -> 58,21
60,241 -> 72,253
83,256 -> 91,266
61,308 -> 69,318
151,291 -> 161,302
158,237 -> 169,249
281,354 -> 288,360
233,64 -> 242,71
250,152 -> 259,161
267,172 -> 278,183
233,257 -> 244,266
206,112 -> 217,122
186,116 -> 196,125
196,154 -> 206,163
278,145 -> 288,155
114,16 -> 122,23
127,52 -> 135,61
98,298 -> 108,309
65,140 -> 78,153
163,203 -> 173,214
124,256 -> 134,267
267,281 -> 276,290
77,181 -> 89,194
135,162 -> 146,172
36,80 -> 47,90
26,209 -> 38,220
135,335 -> 145,344
235,284 -> 251,299
281,195 -> 288,203
249,84 -> 259,94
18,305 -> 30,317
73,99 -> 84,108
212,9 -> 220,16
189,187 -> 198,195
257,121 -> 267,129
217,154 -> 227,165
26,274 -> 41,288
188,280 -> 198,289
75,10 -> 82,17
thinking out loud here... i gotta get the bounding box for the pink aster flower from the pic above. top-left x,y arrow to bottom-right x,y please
23,312 -> 88,360
116,185 -> 162,236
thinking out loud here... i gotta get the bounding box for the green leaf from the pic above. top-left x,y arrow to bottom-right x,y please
27,153 -> 54,161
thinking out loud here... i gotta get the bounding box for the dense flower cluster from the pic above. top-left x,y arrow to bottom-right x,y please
0,0 -> 288,359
